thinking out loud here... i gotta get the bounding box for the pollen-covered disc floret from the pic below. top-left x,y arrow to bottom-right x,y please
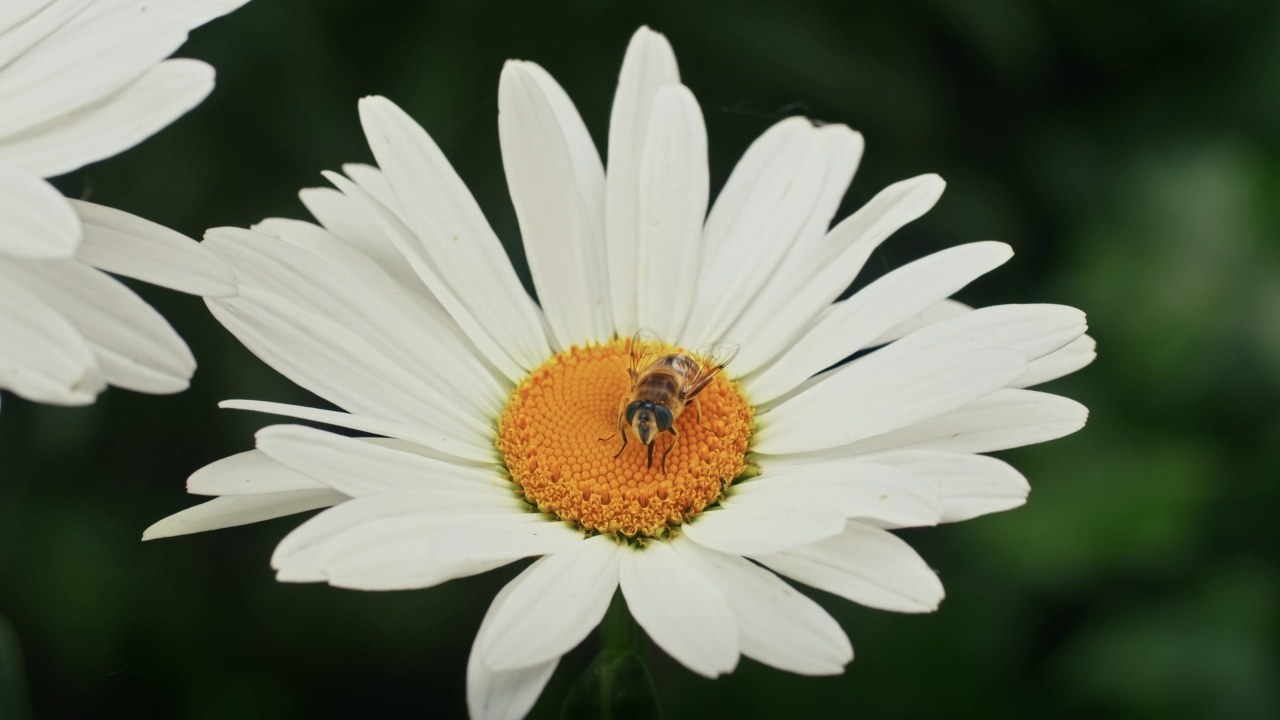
497,339 -> 753,537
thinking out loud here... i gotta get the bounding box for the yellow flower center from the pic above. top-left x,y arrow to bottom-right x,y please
497,338 -> 753,537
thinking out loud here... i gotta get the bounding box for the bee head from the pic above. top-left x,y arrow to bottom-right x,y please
625,400 -> 674,445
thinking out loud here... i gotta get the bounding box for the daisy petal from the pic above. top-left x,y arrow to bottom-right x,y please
0,59 -> 214,178
728,463 -> 943,528
0,1 -> 90,63
606,25 -> 680,335
0,256 -> 194,393
0,56 -> 212,176
297,186 -> 426,293
479,534 -> 622,671
869,298 -> 972,347
620,541 -> 738,678
253,424 -> 501,497
206,226 -> 505,417
429,521 -> 584,566
802,388 -> 1090,458
141,490 -> 346,541
634,84 -> 707,341
270,492 -> 527,580
499,61 -> 611,347
0,165 -> 79,258
469,563 -> 560,720
0,17 -> 186,139
0,271 -> 102,404
218,399 -> 501,465
679,117 -> 829,347
70,200 -> 235,296
320,168 -> 529,383
682,506 -> 846,556
186,449 -> 325,496
319,514 -> 540,591
755,344 -> 1025,456
755,522 -> 944,613
673,539 -> 852,676
1011,333 -> 1097,388
744,241 -> 1012,396
856,449 -> 1030,523
357,96 -> 552,371
757,302 -> 1087,454
206,290 -> 496,462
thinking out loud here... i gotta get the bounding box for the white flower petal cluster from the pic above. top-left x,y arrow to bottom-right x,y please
147,26 -> 1094,720
0,0 -> 249,406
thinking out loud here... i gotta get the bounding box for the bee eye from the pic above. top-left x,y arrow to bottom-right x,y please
625,401 -> 645,424
653,405 -> 674,432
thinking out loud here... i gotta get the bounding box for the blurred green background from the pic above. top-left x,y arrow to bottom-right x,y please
3,0 -> 1279,717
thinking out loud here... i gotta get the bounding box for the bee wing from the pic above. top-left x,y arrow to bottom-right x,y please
681,341 -> 740,399
628,329 -> 664,383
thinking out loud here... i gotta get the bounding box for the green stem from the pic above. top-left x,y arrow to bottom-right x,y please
600,590 -> 645,662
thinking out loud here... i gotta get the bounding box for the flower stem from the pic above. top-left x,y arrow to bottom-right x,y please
562,590 -> 662,719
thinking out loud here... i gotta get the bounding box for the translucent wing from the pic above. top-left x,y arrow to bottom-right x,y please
680,341 -> 740,399
628,329 -> 664,385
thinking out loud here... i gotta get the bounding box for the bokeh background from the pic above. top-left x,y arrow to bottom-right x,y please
3,0 -> 1279,718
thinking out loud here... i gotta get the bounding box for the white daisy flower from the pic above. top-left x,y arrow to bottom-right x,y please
146,26 -> 1095,720
0,0 -> 249,407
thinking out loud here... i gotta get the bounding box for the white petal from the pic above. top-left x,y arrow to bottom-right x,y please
429,521 -> 584,566
854,449 -> 1030,523
141,489 -> 345,541
254,424 -> 505,497
319,514 -> 541,591
755,344 -> 1025,457
0,59 -> 214,178
725,133 -> 895,375
1011,333 -> 1096,388
186,449 -> 325,496
273,497 -> 533,588
619,542 -> 738,678
479,534 -> 622,671
0,256 -> 194,393
70,200 -> 235,297
868,298 -> 972,347
499,61 -> 611,346
218,399 -> 503,465
356,96 -> 552,370
743,240 -> 1011,396
678,117 -> 829,347
0,165 -> 79,258
0,270 -> 102,403
297,185 -> 426,294
755,522 -> 944,613
206,225 -> 505,415
469,563 -> 561,720
681,505 -> 846,556
634,85 -> 707,341
320,168 -> 531,383
0,1 -> 91,65
756,302 -> 1086,454
728,463 -> 943,528
0,18 -> 186,139
790,388 -> 1090,459
206,289 -> 496,463
672,538 -> 852,676
605,26 -> 680,336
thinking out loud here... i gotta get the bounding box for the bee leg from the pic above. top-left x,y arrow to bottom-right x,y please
660,426 -> 678,473
692,397 -> 704,426
611,412 -> 629,459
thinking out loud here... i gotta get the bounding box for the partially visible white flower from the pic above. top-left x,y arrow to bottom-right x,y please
146,26 -> 1096,720
0,0 -> 250,406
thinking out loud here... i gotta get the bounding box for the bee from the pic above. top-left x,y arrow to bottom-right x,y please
608,330 -> 739,471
